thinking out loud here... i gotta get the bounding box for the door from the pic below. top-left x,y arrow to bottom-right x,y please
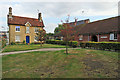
26,36 -> 30,43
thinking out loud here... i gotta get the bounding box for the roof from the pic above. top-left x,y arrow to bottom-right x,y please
63,19 -> 89,27
55,16 -> 119,36
76,16 -> 119,35
8,15 -> 44,27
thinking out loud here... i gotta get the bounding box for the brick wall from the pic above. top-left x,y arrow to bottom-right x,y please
76,33 -> 120,42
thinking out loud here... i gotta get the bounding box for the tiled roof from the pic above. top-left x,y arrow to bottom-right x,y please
8,15 -> 44,27
55,16 -> 119,36
76,16 -> 119,35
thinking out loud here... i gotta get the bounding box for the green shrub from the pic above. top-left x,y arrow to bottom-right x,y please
79,42 -> 120,51
10,42 -> 16,45
46,40 -> 78,48
23,40 -> 25,44
2,38 -> 6,48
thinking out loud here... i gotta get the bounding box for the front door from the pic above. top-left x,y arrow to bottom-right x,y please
26,36 -> 30,43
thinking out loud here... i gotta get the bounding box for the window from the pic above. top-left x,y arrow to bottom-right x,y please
26,26 -> 29,33
34,27 -> 39,33
114,33 -> 117,40
61,37 -> 63,40
110,33 -> 117,40
79,35 -> 83,40
16,26 -> 20,32
15,35 -> 20,42
34,36 -> 38,41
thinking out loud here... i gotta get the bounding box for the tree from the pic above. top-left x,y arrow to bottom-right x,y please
60,16 -> 75,54
54,24 -> 65,35
46,33 -> 54,40
36,28 -> 46,47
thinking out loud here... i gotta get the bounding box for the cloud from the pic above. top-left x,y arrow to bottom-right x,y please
0,1 -> 119,32
44,23 -> 58,33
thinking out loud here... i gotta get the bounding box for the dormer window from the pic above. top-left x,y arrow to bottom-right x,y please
15,26 -> 20,32
26,26 -> 29,33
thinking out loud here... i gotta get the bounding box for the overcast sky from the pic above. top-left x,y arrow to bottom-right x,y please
0,0 -> 119,33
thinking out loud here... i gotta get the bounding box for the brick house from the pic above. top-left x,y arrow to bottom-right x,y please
7,7 -> 45,44
55,16 -> 120,42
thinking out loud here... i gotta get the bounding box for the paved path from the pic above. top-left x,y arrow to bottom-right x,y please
0,48 -> 66,56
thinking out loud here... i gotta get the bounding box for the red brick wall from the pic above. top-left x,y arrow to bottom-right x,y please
117,34 -> 120,42
76,33 -> 120,42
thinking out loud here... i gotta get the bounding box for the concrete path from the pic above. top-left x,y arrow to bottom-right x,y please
0,48 -> 66,56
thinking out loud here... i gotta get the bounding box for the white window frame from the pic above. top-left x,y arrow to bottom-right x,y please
15,35 -> 20,42
110,33 -> 117,40
61,37 -> 63,41
34,27 -> 39,33
26,26 -> 29,33
114,33 -> 117,40
79,35 -> 83,40
34,36 -> 38,42
15,26 -> 20,32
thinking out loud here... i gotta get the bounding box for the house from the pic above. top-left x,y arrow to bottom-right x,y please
7,7 -> 45,44
55,16 -> 120,42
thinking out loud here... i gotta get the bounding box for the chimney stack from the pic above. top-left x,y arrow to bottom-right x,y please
8,7 -> 12,18
38,13 -> 42,22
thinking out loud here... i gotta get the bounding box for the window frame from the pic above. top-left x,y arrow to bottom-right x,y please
114,33 -> 117,40
79,35 -> 83,40
34,36 -> 38,42
109,33 -> 117,40
15,35 -> 20,42
34,27 -> 39,33
26,26 -> 30,33
15,26 -> 20,32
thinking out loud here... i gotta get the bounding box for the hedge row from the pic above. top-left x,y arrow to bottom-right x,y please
46,40 -> 78,48
79,42 -> 120,51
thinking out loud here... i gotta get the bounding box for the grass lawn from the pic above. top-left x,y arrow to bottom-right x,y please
2,44 -> 67,53
2,49 -> 118,78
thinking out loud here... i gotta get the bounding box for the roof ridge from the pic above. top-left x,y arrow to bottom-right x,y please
88,16 -> 119,24
12,15 -> 38,20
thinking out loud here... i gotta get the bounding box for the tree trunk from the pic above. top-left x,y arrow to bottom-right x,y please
66,41 -> 68,54
40,41 -> 42,47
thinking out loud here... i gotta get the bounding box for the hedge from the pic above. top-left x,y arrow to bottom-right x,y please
46,40 -> 78,48
79,42 -> 120,52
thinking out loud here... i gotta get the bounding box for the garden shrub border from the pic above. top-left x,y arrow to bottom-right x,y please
79,42 -> 120,52
46,40 -> 78,48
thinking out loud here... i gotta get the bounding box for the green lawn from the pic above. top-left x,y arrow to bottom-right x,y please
2,44 -> 67,53
2,49 -> 118,78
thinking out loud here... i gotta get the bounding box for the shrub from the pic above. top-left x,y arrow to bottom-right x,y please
10,42 -> 16,45
2,38 -> 6,48
23,40 -> 25,44
79,42 -> 120,52
46,40 -> 78,48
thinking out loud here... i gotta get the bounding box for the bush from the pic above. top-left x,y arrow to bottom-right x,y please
23,40 -> 25,44
10,42 -> 16,45
2,38 -> 6,48
46,40 -> 78,48
79,42 -> 120,52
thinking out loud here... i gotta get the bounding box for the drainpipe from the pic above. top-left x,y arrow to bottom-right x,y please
98,34 -> 99,42
88,34 -> 89,41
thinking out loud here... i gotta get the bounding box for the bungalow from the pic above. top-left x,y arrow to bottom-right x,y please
55,16 -> 120,42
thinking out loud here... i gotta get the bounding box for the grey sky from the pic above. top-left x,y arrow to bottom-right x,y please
0,0 -> 119,33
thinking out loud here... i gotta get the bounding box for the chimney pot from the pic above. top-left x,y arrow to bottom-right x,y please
38,13 -> 42,22
8,7 -> 12,18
